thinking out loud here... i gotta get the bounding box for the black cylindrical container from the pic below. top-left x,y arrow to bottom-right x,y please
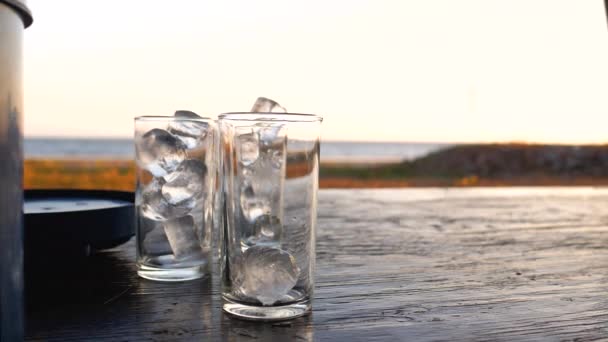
0,0 -> 32,340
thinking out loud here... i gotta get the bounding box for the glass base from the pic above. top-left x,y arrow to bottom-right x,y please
222,296 -> 311,321
137,264 -> 207,282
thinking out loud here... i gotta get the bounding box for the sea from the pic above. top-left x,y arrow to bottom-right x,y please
24,138 -> 452,163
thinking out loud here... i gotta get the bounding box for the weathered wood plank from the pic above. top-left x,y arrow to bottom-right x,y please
26,188 -> 608,341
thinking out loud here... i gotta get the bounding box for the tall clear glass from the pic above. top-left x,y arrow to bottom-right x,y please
219,113 -> 322,321
134,116 -> 216,281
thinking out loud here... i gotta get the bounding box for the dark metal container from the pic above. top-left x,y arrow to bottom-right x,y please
0,0 -> 32,340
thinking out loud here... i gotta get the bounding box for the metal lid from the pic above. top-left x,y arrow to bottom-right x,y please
1,0 -> 32,28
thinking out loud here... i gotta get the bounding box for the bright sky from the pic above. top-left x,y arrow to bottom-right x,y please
23,0 -> 608,143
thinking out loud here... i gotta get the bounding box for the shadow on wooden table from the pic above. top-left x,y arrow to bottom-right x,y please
25,251 -> 134,308
25,244 -> 315,341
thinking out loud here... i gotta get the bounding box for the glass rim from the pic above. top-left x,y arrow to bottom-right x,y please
218,112 -> 323,123
134,115 -> 213,121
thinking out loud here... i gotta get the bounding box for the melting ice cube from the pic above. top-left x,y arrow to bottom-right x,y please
256,122 -> 284,147
233,246 -> 299,306
256,122 -> 286,169
140,217 -> 173,256
250,97 -> 287,113
161,159 -> 206,206
163,215 -> 203,260
253,215 -> 282,240
137,128 -> 187,177
244,214 -> 283,246
238,146 -> 285,223
167,110 -> 209,149
174,110 -> 201,120
236,131 -> 259,166
139,178 -> 192,221
239,182 -> 270,222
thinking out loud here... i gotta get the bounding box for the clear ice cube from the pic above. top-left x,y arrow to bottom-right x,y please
138,215 -> 159,236
237,131 -> 259,166
137,128 -> 187,177
270,150 -> 284,169
235,122 -> 286,246
254,215 -> 282,239
253,122 -> 286,171
257,123 -> 285,148
250,97 -> 287,113
233,246 -> 300,306
174,110 -> 201,119
245,214 -> 282,246
164,215 -> 203,260
167,110 -> 209,149
140,218 -> 173,256
185,187 -> 205,245
239,182 -> 270,222
140,178 -> 192,221
239,147 -> 285,220
189,198 -> 204,223
161,159 -> 206,206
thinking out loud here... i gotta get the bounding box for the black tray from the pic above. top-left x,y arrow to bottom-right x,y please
24,189 -> 135,257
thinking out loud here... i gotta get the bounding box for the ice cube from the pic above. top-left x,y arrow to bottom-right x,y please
189,198 -> 204,223
252,122 -> 286,170
237,131 -> 259,166
161,159 -> 206,206
139,178 -> 169,220
256,123 -> 284,147
245,214 -> 283,246
137,128 -> 187,177
140,218 -> 173,256
167,110 -> 209,149
270,150 -> 284,169
250,97 -> 287,113
237,129 -> 286,246
174,110 -> 201,119
233,246 -> 299,306
238,148 -> 285,220
140,178 -> 192,221
173,136 -> 200,150
190,205 -> 206,250
138,215 -> 160,236
164,215 -> 203,260
239,183 -> 270,222
254,215 -> 282,239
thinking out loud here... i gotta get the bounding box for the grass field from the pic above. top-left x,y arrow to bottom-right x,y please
25,159 -> 417,190
23,158 -> 608,191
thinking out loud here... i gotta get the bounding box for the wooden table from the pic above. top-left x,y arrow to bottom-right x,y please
26,188 -> 608,341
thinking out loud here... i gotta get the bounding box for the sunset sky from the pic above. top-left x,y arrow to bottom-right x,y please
23,0 -> 608,143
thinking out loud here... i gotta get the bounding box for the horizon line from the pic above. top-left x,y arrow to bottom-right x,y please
22,135 -> 608,146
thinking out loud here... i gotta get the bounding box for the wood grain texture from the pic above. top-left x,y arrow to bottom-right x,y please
25,188 -> 608,341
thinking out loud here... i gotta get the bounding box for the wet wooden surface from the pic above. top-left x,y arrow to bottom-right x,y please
26,188 -> 608,341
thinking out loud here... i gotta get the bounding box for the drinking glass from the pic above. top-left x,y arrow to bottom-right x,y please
134,116 -> 216,281
219,112 -> 322,320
